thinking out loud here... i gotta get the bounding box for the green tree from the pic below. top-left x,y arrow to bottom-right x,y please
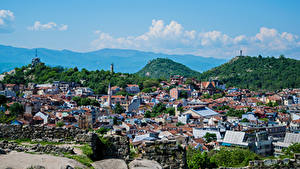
0,95 -> 7,105
165,107 -> 175,116
72,96 -> 81,103
241,118 -> 249,123
141,87 -> 154,93
0,111 -> 16,124
143,79 -> 159,88
176,122 -> 184,126
282,143 -> 300,158
212,93 -> 223,100
56,121 -> 64,127
113,117 -> 119,125
9,102 -> 24,116
144,110 -> 151,118
211,148 -> 260,167
115,90 -> 130,96
95,127 -> 110,134
177,106 -> 184,113
226,108 -> 245,118
113,103 -> 125,114
203,133 -> 217,143
179,90 -> 188,99
187,149 -> 216,169
201,93 -> 211,99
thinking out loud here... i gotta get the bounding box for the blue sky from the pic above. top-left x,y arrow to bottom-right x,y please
0,0 -> 300,59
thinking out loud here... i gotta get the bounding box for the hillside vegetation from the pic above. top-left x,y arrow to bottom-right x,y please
199,55 -> 300,90
1,63 -> 149,95
136,58 -> 201,78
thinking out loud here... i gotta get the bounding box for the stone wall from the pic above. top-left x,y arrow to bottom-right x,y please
0,124 -> 90,142
90,133 -> 130,161
136,140 -> 187,169
0,124 -> 187,168
219,156 -> 300,169
247,156 -> 300,169
0,140 -> 75,155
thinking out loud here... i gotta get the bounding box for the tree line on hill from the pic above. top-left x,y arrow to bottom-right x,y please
200,55 -> 300,91
1,62 -> 160,95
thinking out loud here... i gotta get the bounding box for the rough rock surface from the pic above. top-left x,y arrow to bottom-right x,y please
0,124 -> 90,142
128,159 -> 162,169
0,151 -> 85,169
92,159 -> 128,169
0,140 -> 74,155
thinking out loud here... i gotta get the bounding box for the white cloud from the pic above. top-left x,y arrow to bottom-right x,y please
91,19 -> 300,58
28,21 -> 68,31
58,24 -> 68,31
0,9 -> 15,33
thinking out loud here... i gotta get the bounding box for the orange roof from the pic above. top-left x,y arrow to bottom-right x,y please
292,119 -> 300,124
127,84 -> 139,87
201,81 -> 215,88
5,84 -> 17,87
33,116 -> 43,121
102,95 -> 125,99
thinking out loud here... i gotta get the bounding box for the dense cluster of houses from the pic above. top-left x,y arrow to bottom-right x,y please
0,73 -> 299,157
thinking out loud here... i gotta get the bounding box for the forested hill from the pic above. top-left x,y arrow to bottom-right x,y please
136,58 -> 201,78
0,63 -> 149,95
199,55 -> 300,90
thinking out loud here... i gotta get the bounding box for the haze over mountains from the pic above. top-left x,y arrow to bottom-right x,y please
0,44 -> 226,74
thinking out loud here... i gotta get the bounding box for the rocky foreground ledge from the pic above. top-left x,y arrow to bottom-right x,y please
0,151 -> 162,169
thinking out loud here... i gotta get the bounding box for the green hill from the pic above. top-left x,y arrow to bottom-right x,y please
136,58 -> 201,78
199,55 -> 300,90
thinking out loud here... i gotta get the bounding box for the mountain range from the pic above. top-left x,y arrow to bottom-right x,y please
0,44 -> 226,74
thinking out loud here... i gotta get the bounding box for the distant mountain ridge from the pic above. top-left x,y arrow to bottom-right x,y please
0,44 -> 227,74
136,58 -> 201,78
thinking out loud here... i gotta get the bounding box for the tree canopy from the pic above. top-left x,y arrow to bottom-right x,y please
136,58 -> 201,79
1,63 -> 152,95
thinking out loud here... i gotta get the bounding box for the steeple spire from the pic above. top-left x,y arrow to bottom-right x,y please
108,83 -> 112,108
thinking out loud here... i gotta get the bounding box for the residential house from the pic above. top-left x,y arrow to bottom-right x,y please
182,106 -> 219,119
200,81 -> 216,94
5,84 -> 19,92
273,133 -> 300,156
170,87 -> 191,100
193,128 -> 222,140
33,112 -> 49,124
125,84 -> 140,94
220,130 -> 273,156
111,86 -> 121,95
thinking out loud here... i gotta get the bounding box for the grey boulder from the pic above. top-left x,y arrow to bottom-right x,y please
92,159 -> 128,169
128,159 -> 162,169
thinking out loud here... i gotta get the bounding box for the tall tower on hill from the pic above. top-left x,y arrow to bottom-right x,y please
31,49 -> 41,67
110,63 -> 114,74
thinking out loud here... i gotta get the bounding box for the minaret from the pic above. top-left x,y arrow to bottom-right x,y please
108,83 -> 112,108
110,63 -> 114,74
240,50 -> 243,56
